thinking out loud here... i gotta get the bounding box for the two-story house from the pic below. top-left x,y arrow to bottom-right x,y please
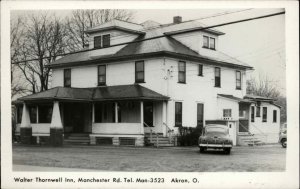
14,16 -> 281,146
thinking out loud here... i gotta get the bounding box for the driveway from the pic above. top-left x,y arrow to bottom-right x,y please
13,144 -> 286,172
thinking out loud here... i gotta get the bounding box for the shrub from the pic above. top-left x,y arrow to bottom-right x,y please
178,126 -> 202,146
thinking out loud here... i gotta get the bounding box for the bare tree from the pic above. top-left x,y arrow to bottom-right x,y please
13,13 -> 67,93
11,17 -> 28,97
246,74 -> 281,99
65,9 -> 134,51
247,74 -> 286,123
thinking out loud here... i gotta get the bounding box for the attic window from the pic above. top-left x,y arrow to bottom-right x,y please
94,34 -> 111,49
203,35 -> 216,50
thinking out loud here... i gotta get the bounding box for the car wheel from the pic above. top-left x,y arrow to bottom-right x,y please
281,139 -> 287,148
224,148 -> 231,155
199,147 -> 205,153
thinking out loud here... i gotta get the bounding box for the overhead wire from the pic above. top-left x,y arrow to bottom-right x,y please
11,10 -> 285,65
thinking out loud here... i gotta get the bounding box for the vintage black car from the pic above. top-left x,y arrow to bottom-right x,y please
198,124 -> 233,154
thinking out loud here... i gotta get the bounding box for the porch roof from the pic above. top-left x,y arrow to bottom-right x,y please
17,84 -> 169,102
218,94 -> 252,103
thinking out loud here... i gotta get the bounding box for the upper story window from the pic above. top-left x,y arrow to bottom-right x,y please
214,67 -> 221,87
236,71 -> 242,90
135,61 -> 144,83
64,69 -> 71,87
94,36 -> 102,49
178,61 -> 186,83
98,65 -> 106,86
273,110 -> 277,123
262,107 -> 267,122
94,34 -> 111,49
203,35 -> 216,50
175,102 -> 182,127
198,64 -> 203,76
103,34 -> 110,48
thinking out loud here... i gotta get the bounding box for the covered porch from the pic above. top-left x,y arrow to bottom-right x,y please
15,84 -> 169,146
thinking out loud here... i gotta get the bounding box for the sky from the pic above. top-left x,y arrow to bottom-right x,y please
11,8 -> 286,96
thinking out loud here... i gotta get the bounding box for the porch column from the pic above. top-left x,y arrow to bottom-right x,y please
20,103 -> 32,144
50,101 -> 63,146
162,101 -> 167,136
140,101 -> 144,134
115,102 -> 118,123
92,103 -> 95,123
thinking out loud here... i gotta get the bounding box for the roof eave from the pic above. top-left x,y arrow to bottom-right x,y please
49,51 -> 253,70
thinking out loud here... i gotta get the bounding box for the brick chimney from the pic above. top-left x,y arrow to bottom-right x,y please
173,16 -> 182,24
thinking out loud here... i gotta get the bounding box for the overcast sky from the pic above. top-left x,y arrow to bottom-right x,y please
11,8 -> 286,95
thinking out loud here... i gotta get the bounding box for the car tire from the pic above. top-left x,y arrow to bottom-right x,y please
199,147 -> 205,153
281,138 -> 287,148
224,148 -> 231,155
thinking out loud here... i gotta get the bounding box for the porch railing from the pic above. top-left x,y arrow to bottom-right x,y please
239,121 -> 267,145
144,122 -> 159,148
163,122 -> 174,144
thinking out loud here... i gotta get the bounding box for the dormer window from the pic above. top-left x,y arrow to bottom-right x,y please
94,36 -> 102,49
203,35 -> 215,50
94,34 -> 111,49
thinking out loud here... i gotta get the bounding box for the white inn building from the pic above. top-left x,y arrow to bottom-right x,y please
14,16 -> 281,146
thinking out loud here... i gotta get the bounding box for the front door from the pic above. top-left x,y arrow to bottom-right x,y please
144,102 -> 153,127
63,103 -> 86,133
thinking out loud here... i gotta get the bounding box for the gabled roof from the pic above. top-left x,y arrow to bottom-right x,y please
85,19 -> 145,34
18,84 -> 169,102
50,19 -> 252,70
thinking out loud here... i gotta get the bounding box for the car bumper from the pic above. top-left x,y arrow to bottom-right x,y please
199,144 -> 232,148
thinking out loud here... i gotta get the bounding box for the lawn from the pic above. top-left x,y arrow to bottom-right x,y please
13,144 -> 286,172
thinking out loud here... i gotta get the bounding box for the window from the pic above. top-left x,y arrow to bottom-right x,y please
16,105 -> 23,124
203,36 -> 209,48
135,61 -> 144,83
178,61 -> 186,83
273,110 -> 277,123
203,36 -> 216,50
102,34 -> 110,47
64,69 -> 71,87
223,109 -> 232,117
198,64 -> 203,76
236,71 -> 242,90
94,36 -> 102,49
197,103 -> 204,127
262,107 -> 267,122
214,67 -> 221,87
251,106 -> 255,122
209,37 -> 215,50
98,65 -> 106,86
94,34 -> 111,49
29,106 -> 37,123
175,102 -> 182,127
38,105 -> 53,123
256,106 -> 261,117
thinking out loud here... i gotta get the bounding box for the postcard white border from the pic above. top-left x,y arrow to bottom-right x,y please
1,1 -> 299,189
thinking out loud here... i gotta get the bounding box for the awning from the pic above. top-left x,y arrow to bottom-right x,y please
17,84 -> 169,103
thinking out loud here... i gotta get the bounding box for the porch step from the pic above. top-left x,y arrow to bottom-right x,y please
237,134 -> 265,146
64,134 -> 90,145
144,134 -> 174,147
